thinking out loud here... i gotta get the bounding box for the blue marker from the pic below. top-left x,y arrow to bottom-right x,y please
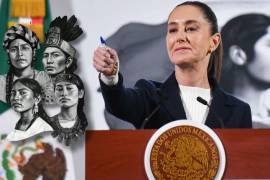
100,36 -> 107,46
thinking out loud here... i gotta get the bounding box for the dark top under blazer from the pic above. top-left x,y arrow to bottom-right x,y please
100,72 -> 252,129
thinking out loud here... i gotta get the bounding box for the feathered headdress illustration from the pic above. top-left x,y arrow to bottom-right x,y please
45,15 -> 83,58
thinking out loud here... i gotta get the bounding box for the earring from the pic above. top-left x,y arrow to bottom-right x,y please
207,48 -> 212,55
66,57 -> 72,67
33,102 -> 39,114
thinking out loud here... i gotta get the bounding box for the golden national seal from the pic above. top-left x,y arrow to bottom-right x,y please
150,125 -> 219,180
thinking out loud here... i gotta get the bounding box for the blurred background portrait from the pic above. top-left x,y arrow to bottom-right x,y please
221,13 -> 270,128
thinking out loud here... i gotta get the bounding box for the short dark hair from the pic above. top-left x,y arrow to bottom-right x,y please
222,13 -> 270,64
220,13 -> 270,92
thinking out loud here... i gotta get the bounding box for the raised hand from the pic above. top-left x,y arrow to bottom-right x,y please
93,46 -> 119,76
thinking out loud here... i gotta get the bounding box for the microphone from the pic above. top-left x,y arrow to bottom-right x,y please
140,104 -> 161,129
140,89 -> 167,129
196,96 -> 225,128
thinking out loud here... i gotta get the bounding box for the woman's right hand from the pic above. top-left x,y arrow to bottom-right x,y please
93,46 -> 119,76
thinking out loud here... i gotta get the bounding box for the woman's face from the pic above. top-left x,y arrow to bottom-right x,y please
55,81 -> 83,108
8,39 -> 33,70
246,26 -> 270,83
166,5 -> 219,68
42,47 -> 66,76
10,82 -> 36,113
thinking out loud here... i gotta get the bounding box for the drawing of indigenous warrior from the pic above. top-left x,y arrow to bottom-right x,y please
42,15 -> 83,83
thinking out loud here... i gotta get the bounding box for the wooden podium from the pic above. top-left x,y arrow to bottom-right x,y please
86,129 -> 270,179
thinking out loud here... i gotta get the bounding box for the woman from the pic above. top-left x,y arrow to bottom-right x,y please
42,15 -> 83,83
50,73 -> 88,146
0,24 -> 54,104
93,1 -> 252,129
7,78 -> 53,141
221,13 -> 270,127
